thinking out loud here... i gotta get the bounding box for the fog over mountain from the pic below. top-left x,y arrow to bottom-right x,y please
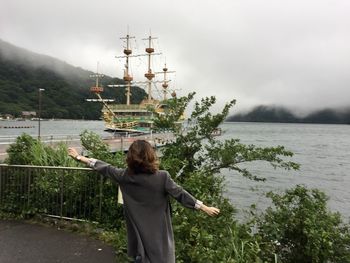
227,105 -> 350,124
0,39 -> 95,84
1,0 -> 350,114
1,38 -> 349,123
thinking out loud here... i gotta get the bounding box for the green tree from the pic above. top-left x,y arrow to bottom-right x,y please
154,93 -> 299,182
153,93 -> 299,262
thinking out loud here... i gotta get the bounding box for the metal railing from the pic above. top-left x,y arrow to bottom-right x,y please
0,164 -> 121,224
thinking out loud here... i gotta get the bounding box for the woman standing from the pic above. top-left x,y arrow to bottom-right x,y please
68,140 -> 220,263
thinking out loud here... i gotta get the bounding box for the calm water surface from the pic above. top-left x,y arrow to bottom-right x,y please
0,120 -> 105,138
1,120 -> 349,219
220,122 -> 350,220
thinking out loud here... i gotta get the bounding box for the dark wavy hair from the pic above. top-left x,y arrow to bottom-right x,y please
126,140 -> 159,174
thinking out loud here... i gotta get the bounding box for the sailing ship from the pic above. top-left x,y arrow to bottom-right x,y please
88,33 -> 178,134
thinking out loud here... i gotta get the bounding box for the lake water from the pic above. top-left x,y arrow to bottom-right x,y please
0,120 -> 106,139
1,120 -> 349,219
220,122 -> 350,220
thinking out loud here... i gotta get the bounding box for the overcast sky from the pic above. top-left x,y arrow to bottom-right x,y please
1,0 -> 349,114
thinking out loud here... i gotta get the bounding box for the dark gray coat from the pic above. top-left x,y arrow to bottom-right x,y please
93,160 -> 198,263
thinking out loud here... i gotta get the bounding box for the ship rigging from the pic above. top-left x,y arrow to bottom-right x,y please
87,33 -> 179,134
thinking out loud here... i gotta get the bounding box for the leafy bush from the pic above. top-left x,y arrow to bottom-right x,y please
255,185 -> 350,263
6,133 -> 76,167
6,133 -> 39,165
80,130 -> 126,167
171,170 -> 266,262
4,132 -> 125,228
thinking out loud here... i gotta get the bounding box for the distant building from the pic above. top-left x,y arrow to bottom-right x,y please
22,111 -> 37,118
3,114 -> 14,120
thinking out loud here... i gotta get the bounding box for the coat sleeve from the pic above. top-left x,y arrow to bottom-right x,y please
164,171 -> 198,209
92,160 -> 125,184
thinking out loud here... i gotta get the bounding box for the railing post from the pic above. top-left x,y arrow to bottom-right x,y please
27,168 -> 31,208
60,170 -> 64,218
99,173 -> 103,220
0,166 -> 2,204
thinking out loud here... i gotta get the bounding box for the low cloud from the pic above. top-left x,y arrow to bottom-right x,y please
1,0 -> 349,114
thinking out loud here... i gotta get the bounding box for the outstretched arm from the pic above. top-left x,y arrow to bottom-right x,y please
68,147 -> 125,184
164,171 -> 220,217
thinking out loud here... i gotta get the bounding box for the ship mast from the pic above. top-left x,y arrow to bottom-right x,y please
114,32 -> 161,102
90,62 -> 104,94
89,63 -> 120,120
160,63 -> 175,101
120,34 -> 135,105
162,65 -> 168,100
143,35 -> 157,102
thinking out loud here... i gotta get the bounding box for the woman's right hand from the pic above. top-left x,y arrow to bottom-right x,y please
68,147 -> 79,159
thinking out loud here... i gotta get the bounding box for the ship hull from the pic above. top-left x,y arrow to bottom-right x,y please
102,101 -> 162,134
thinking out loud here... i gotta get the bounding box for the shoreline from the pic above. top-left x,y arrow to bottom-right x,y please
2,118 -> 349,125
225,120 -> 350,125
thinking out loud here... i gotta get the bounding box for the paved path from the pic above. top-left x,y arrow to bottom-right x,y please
0,220 -> 116,263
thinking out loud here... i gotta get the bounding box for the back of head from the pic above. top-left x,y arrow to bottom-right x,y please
126,140 -> 159,174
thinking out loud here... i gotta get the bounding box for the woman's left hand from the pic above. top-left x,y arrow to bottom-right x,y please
201,205 -> 220,216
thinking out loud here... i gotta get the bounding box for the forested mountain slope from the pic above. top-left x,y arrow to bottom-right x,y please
0,39 -> 146,119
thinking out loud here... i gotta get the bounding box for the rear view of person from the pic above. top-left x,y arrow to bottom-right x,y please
68,140 -> 220,263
